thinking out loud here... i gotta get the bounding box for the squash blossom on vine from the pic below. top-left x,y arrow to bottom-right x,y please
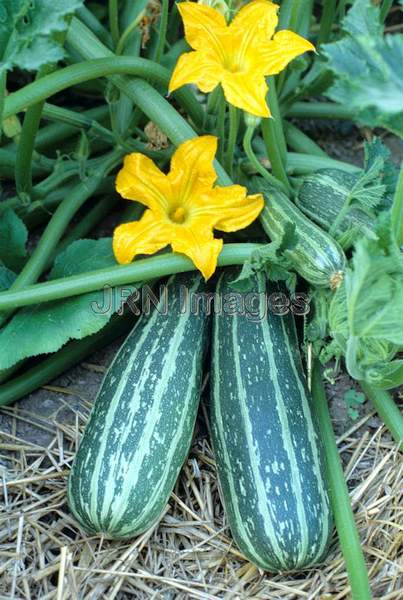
169,0 -> 315,117
113,136 -> 264,280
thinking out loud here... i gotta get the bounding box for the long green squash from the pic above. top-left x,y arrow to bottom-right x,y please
251,177 -> 346,289
211,269 -> 332,571
68,272 -> 209,538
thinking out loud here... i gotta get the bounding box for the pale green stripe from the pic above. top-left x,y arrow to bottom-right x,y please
258,273 -> 309,566
280,317 -> 330,562
231,310 -> 286,566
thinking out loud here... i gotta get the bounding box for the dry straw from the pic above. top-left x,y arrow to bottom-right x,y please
0,351 -> 401,599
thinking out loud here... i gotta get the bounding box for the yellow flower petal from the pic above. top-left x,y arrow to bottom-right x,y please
169,50 -> 222,94
221,72 -> 270,118
170,224 -> 223,280
198,188 -> 265,232
260,30 -> 315,75
231,0 -> 278,41
177,2 -> 226,51
168,135 -> 218,204
115,153 -> 172,215
112,210 -> 170,264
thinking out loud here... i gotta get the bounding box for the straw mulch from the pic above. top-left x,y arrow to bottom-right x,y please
0,344 -> 401,599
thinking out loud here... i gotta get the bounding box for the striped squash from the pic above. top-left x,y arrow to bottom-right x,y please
211,269 -> 332,571
251,177 -> 346,289
296,168 -> 375,239
68,272 -> 209,538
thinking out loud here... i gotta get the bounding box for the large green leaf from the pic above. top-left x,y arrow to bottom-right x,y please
0,0 -> 83,74
0,265 -> 16,291
322,0 -> 403,137
0,208 -> 28,271
0,238 -> 140,370
324,217 -> 403,388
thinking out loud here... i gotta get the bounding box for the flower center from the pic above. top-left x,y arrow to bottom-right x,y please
169,206 -> 187,224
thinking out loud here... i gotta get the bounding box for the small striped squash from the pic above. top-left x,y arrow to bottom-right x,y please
211,269 -> 332,571
68,272 -> 209,538
251,177 -> 346,289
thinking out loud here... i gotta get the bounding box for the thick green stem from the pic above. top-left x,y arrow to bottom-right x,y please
318,0 -> 337,45
217,92 -> 226,164
108,0 -> 120,46
0,312 -> 135,407
311,363 -> 372,600
153,0 -> 169,63
267,78 -> 287,164
261,79 -> 291,194
0,152 -> 122,326
46,195 -> 119,269
380,0 -> 393,23
286,102 -> 355,120
284,122 -> 327,157
286,152 -> 360,174
225,105 -> 239,177
76,5 -> 113,48
391,165 -> 403,246
243,125 -> 288,194
66,18 -> 230,184
116,10 -> 145,55
0,69 -> 6,142
3,56 -> 202,130
0,244 -> 261,311
359,382 -> 403,450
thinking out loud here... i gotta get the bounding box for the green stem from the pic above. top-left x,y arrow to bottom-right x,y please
0,152 -> 122,326
286,102 -> 355,120
217,93 -> 226,164
46,195 -> 119,269
286,152 -> 360,174
284,122 -> 328,157
0,312 -> 135,407
37,105 -> 110,150
153,0 -> 169,63
225,105 -> 239,177
311,363 -> 373,600
76,5 -> 113,48
267,78 -> 288,165
261,83 -> 291,193
116,10 -> 145,55
277,0 -> 306,93
15,100 -> 47,200
3,56 -> 203,131
0,69 -> 6,142
391,165 -> 403,246
66,18 -> 228,181
243,125 -> 289,194
359,382 -> 403,450
318,0 -> 338,45
380,0 -> 393,23
108,0 -> 120,46
0,244 -> 261,311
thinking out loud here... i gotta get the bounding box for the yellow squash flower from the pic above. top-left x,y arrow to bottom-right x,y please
113,136 -> 264,279
169,0 -> 315,117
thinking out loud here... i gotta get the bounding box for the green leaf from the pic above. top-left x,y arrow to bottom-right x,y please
343,388 -> 366,420
230,222 -> 298,291
0,265 -> 16,291
0,238 -> 140,370
0,0 -> 83,74
0,208 -> 28,271
322,0 -> 403,137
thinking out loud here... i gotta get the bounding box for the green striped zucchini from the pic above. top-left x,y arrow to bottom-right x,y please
251,177 -> 346,289
296,168 -> 375,238
68,272 -> 209,538
211,269 -> 332,571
